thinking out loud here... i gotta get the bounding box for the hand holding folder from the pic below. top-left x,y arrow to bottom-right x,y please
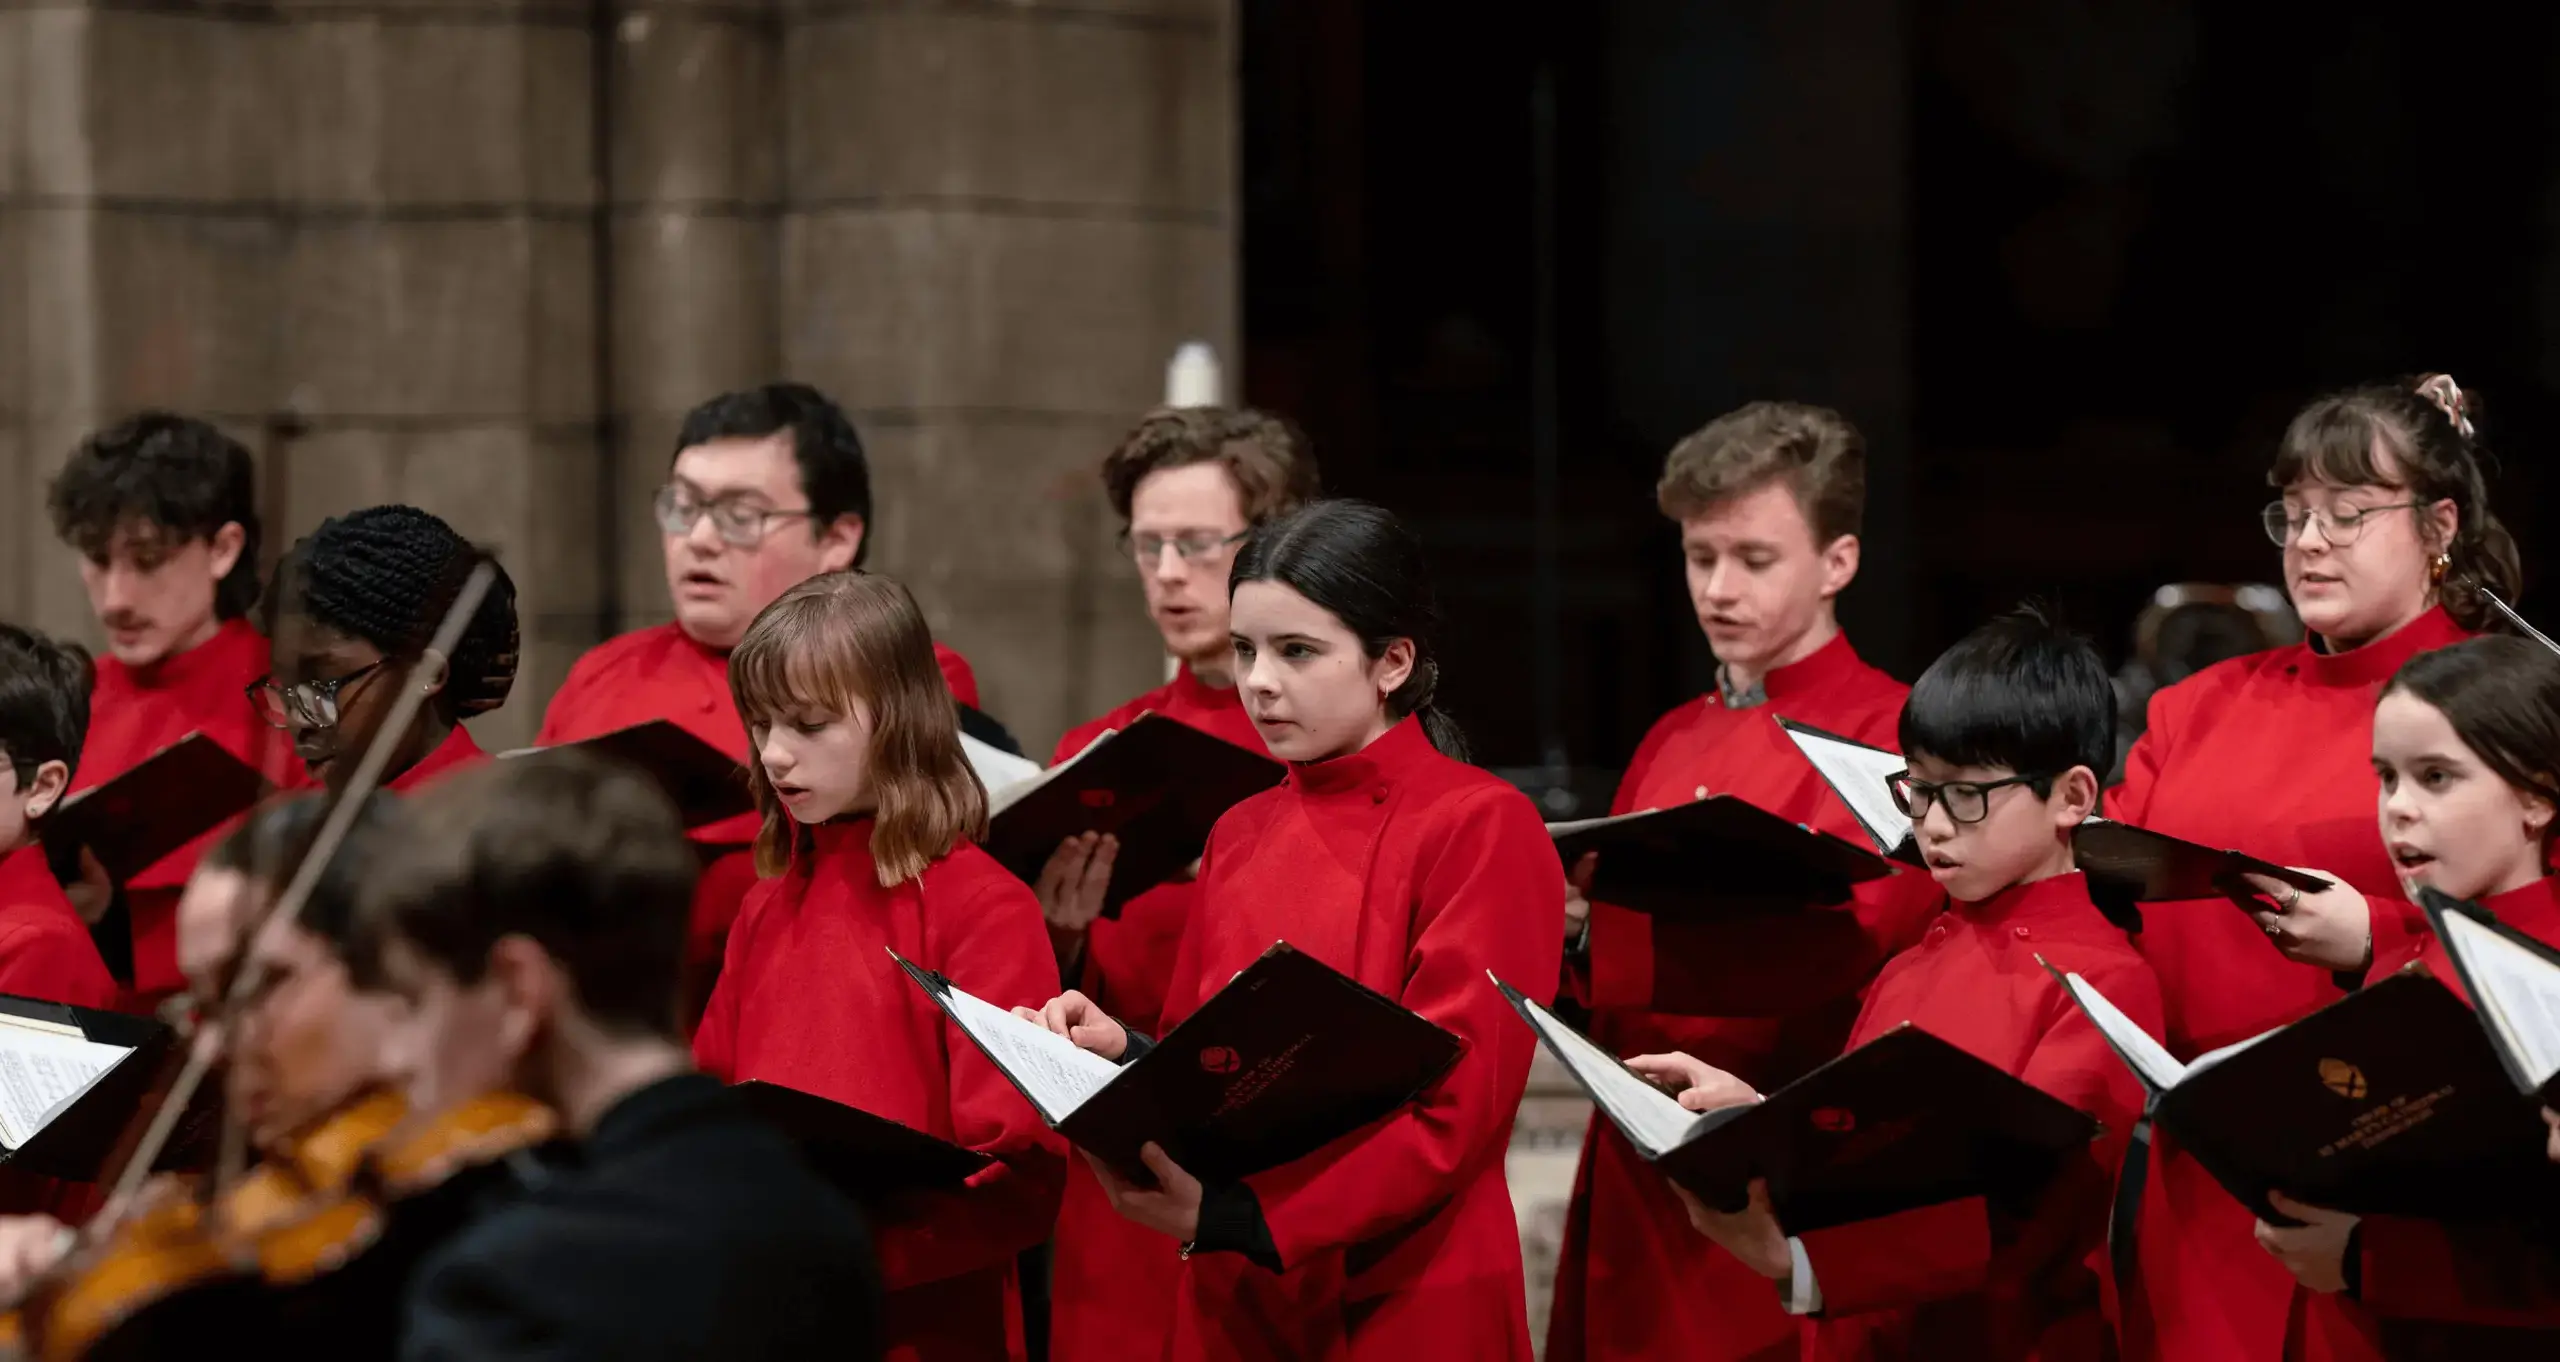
37,733 -> 270,885
1495,975 -> 2097,1234
900,942 -> 1459,1184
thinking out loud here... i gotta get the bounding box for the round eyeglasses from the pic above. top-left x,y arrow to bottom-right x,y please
2260,501 -> 2421,549
247,660 -> 384,731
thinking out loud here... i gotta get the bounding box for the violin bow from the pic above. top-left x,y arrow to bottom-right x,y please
2478,585 -> 2558,658
96,554 -> 502,1220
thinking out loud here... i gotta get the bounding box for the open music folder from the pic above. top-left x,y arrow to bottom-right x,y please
896,942 -> 1460,1182
0,994 -> 214,1180
2417,886 -> 2560,1108
1545,797 -> 1898,918
979,713 -> 1283,917
38,732 -> 270,884
500,719 -> 754,830
731,1079 -> 993,1204
2049,961 -> 2557,1221
1493,976 -> 2096,1234
1776,717 -> 2329,902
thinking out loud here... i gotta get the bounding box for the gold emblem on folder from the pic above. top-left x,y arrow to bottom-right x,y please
2318,1058 -> 2367,1099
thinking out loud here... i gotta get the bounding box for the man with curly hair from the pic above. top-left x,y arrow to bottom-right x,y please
46,414 -> 299,1008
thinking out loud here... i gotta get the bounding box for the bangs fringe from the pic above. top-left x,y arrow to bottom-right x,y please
2271,400 -> 2400,491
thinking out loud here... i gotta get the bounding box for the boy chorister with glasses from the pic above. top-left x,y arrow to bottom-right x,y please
1042,408 -> 1319,1362
534,384 -> 984,1010
1633,609 -> 2162,1362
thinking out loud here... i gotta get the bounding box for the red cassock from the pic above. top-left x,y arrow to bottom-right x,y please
691,821 -> 1067,1362
1047,664 -> 1268,1362
0,844 -> 122,1219
1794,872 -> 2161,1362
71,618 -> 301,1010
387,723 -> 489,793
2107,606 -> 2470,1362
1152,717 -> 1564,1362
1548,635 -> 1937,1362
538,623 -> 979,976
2282,875 -> 2560,1362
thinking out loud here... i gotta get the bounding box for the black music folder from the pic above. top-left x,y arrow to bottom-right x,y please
38,733 -> 269,884
0,994 -> 216,1180
898,941 -> 1461,1183
2415,886 -> 2560,1108
1546,797 -> 1898,918
2050,962 -> 2558,1222
980,714 -> 1283,916
502,720 -> 753,830
1496,976 -> 2097,1234
731,1079 -> 992,1202
1777,717 -> 2329,901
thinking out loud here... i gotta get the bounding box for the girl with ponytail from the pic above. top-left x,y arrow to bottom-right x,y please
1023,499 -> 1565,1360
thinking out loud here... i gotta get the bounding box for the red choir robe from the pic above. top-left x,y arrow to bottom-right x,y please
2282,875 -> 2560,1362
692,821 -> 1067,1362
1047,663 -> 1267,1362
387,723 -> 488,793
1153,717 -> 1564,1362
1792,872 -> 2161,1362
2108,605 -> 2470,1362
538,623 -> 979,978
71,617 -> 300,1009
1548,635 -> 1938,1362
0,843 -> 122,1219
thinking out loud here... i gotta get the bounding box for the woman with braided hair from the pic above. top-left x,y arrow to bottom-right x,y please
253,505 -> 520,794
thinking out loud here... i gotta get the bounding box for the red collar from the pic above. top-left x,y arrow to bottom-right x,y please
2473,875 -> 2560,946
2301,605 -> 2470,688
1759,630 -> 1874,706
1286,716 -> 1437,799
1949,870 -> 2095,929
1167,663 -> 1242,713
389,724 -> 488,793
106,617 -> 267,694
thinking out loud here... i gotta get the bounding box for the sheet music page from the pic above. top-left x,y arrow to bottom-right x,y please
938,983 -> 1123,1124
2439,910 -> 2560,1090
1515,991 -> 1704,1156
1782,725 -> 1912,856
2186,1027 -> 2277,1076
0,1027 -> 133,1150
2061,971 -> 2188,1091
962,733 -> 1044,800
986,727 -> 1117,817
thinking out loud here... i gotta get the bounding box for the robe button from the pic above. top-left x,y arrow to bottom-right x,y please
2014,926 -> 2031,940
698,698 -> 715,713
1693,785 -> 1708,800
1372,786 -> 1389,805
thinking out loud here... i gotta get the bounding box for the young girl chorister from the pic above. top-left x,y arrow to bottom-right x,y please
691,570 -> 1064,1362
1026,499 -> 1565,1361
2244,634 -> 2560,1358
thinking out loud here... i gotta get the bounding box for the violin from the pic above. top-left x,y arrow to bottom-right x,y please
0,1091 -> 408,1362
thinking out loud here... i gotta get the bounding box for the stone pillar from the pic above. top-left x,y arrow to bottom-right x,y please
777,0 -> 1237,754
0,2 -> 603,753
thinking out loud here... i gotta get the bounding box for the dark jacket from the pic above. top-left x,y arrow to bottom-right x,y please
399,1073 -> 880,1361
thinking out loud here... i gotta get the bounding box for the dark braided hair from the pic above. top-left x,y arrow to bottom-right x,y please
262,506 -> 519,722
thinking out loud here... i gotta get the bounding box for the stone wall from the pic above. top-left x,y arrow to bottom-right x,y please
1,0 -> 1236,757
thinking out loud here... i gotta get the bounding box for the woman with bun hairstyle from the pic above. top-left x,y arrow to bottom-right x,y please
1025,500 -> 1565,1360
2108,374 -> 2522,1361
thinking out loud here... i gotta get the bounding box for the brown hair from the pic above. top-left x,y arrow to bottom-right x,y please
1100,407 -> 1320,525
357,752 -> 700,1039
2383,636 -> 2560,849
1656,401 -> 1866,544
2270,373 -> 2523,633
728,571 -> 986,883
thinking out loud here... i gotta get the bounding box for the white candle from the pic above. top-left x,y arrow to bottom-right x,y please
1164,342 -> 1222,408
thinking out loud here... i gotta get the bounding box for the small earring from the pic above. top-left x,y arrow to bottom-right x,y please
2430,552 -> 2451,584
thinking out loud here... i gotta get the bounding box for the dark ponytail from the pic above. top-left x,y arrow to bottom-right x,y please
1229,499 -> 1468,761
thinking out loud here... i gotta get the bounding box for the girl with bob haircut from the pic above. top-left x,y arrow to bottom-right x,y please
2243,633 -> 2560,1357
694,569 -> 1064,1362
1022,500 -> 1565,1361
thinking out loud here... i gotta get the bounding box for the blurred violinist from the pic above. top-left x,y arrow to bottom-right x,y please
357,751 -> 881,1362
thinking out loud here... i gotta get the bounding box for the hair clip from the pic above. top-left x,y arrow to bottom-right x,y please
2415,373 -> 2475,439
